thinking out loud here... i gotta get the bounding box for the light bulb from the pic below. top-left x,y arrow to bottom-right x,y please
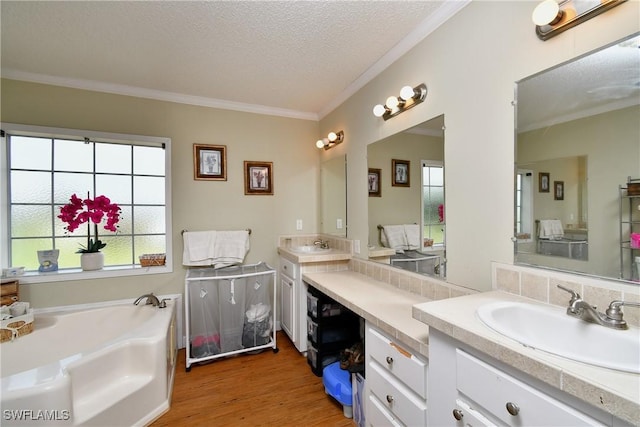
532,0 -> 561,26
328,132 -> 337,142
316,139 -> 325,149
386,96 -> 400,109
373,104 -> 386,117
399,85 -> 416,101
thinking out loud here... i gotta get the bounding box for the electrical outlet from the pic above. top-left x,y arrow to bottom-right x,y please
354,240 -> 361,254
296,219 -> 303,230
337,218 -> 343,229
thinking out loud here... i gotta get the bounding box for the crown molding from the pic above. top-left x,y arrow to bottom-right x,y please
1,68 -> 319,122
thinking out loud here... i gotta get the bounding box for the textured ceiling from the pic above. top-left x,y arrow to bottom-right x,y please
1,0 -> 467,120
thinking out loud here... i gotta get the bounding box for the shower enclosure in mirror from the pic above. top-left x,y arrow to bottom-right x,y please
368,115 -> 445,278
515,33 -> 640,283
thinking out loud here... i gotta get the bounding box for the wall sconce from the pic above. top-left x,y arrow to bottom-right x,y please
372,83 -> 427,121
316,130 -> 344,150
532,0 -> 627,41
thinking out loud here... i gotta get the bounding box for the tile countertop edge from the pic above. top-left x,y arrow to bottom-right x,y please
277,247 -> 352,263
413,290 -> 640,426
302,271 -> 431,358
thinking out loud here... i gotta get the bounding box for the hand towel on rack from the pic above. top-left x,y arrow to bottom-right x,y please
382,225 -> 408,253
539,219 -> 564,240
212,230 -> 250,268
182,231 -> 217,266
404,224 -> 421,250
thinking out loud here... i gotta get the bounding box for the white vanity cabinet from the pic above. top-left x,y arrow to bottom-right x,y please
365,323 -> 428,426
279,257 -> 308,352
428,329 -> 631,427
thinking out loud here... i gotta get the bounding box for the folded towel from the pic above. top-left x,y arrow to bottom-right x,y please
183,231 -> 216,266
404,224 -> 421,250
539,219 -> 564,240
212,230 -> 250,268
382,225 -> 408,252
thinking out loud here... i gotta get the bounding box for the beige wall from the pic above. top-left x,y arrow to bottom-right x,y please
1,80 -> 319,307
320,0 -> 639,291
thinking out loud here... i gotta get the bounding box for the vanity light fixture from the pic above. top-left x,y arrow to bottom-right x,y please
315,130 -> 344,150
372,83 -> 427,121
533,0 -> 627,41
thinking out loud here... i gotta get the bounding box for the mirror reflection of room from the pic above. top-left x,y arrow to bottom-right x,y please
368,115 -> 445,278
515,33 -> 640,281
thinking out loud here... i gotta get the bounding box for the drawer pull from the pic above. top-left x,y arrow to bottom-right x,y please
386,395 -> 394,404
452,409 -> 464,420
506,402 -> 520,416
386,356 -> 393,364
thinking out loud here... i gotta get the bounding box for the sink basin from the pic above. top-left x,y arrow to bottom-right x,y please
290,245 -> 331,254
477,301 -> 640,373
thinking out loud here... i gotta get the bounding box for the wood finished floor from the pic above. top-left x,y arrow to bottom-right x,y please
151,332 -> 354,427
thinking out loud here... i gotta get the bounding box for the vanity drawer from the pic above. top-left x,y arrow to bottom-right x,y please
368,394 -> 403,427
368,359 -> 427,427
456,350 -> 604,427
280,258 -> 297,279
366,326 -> 427,398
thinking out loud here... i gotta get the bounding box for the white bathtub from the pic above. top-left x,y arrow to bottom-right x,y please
0,297 -> 178,426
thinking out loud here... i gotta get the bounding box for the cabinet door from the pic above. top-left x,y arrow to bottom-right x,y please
280,275 -> 295,340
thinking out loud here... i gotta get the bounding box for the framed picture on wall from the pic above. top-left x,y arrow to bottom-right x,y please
244,161 -> 273,195
368,168 -> 381,197
392,159 -> 410,187
194,144 -> 227,181
539,172 -> 550,193
554,180 -> 564,200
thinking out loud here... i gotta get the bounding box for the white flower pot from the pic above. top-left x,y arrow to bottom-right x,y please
81,252 -> 104,271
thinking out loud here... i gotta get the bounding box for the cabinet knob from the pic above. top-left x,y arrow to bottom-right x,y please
386,356 -> 393,364
452,409 -> 464,420
506,402 -> 520,416
386,395 -> 394,404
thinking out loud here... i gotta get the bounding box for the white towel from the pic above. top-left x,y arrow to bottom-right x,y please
539,220 -> 564,240
183,231 -> 217,266
404,224 -> 421,250
212,230 -> 250,268
382,225 -> 408,252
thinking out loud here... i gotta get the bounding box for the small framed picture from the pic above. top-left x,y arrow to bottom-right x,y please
539,172 -> 550,193
368,168 -> 381,197
244,161 -> 273,195
554,180 -> 564,200
392,159 -> 410,187
194,144 -> 226,181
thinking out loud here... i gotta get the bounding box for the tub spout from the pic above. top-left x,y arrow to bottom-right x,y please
133,293 -> 166,308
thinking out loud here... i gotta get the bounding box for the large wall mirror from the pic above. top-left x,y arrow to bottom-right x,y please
515,33 -> 640,283
321,155 -> 347,237
367,114 -> 446,279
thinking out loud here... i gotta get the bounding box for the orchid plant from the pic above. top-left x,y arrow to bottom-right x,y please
58,193 -> 121,253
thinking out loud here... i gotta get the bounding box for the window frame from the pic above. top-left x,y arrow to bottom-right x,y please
421,160 -> 445,250
1,123 -> 173,284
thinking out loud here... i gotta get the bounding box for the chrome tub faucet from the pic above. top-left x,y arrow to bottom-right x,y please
557,285 -> 639,330
314,239 -> 329,249
134,293 -> 167,308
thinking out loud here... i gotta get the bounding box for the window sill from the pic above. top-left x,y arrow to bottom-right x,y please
13,264 -> 173,285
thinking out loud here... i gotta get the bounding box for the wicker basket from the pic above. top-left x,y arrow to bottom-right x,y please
1,309 -> 34,343
139,253 -> 166,267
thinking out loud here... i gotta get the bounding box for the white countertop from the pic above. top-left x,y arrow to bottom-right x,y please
413,291 -> 640,425
302,270 -> 430,357
277,247 -> 352,263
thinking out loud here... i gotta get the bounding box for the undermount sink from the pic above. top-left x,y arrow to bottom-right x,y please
290,245 -> 331,254
477,301 -> 640,373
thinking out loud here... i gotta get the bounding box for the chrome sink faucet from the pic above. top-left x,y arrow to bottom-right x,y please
133,293 -> 167,308
314,239 -> 329,249
557,285 -> 639,330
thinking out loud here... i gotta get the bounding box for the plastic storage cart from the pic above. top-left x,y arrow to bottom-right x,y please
185,262 -> 278,371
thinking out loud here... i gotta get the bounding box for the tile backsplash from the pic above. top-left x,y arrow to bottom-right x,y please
493,262 -> 640,328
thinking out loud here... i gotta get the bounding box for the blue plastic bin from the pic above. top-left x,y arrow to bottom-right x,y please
322,361 -> 353,418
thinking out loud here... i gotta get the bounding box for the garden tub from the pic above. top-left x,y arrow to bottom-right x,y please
0,298 -> 177,426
